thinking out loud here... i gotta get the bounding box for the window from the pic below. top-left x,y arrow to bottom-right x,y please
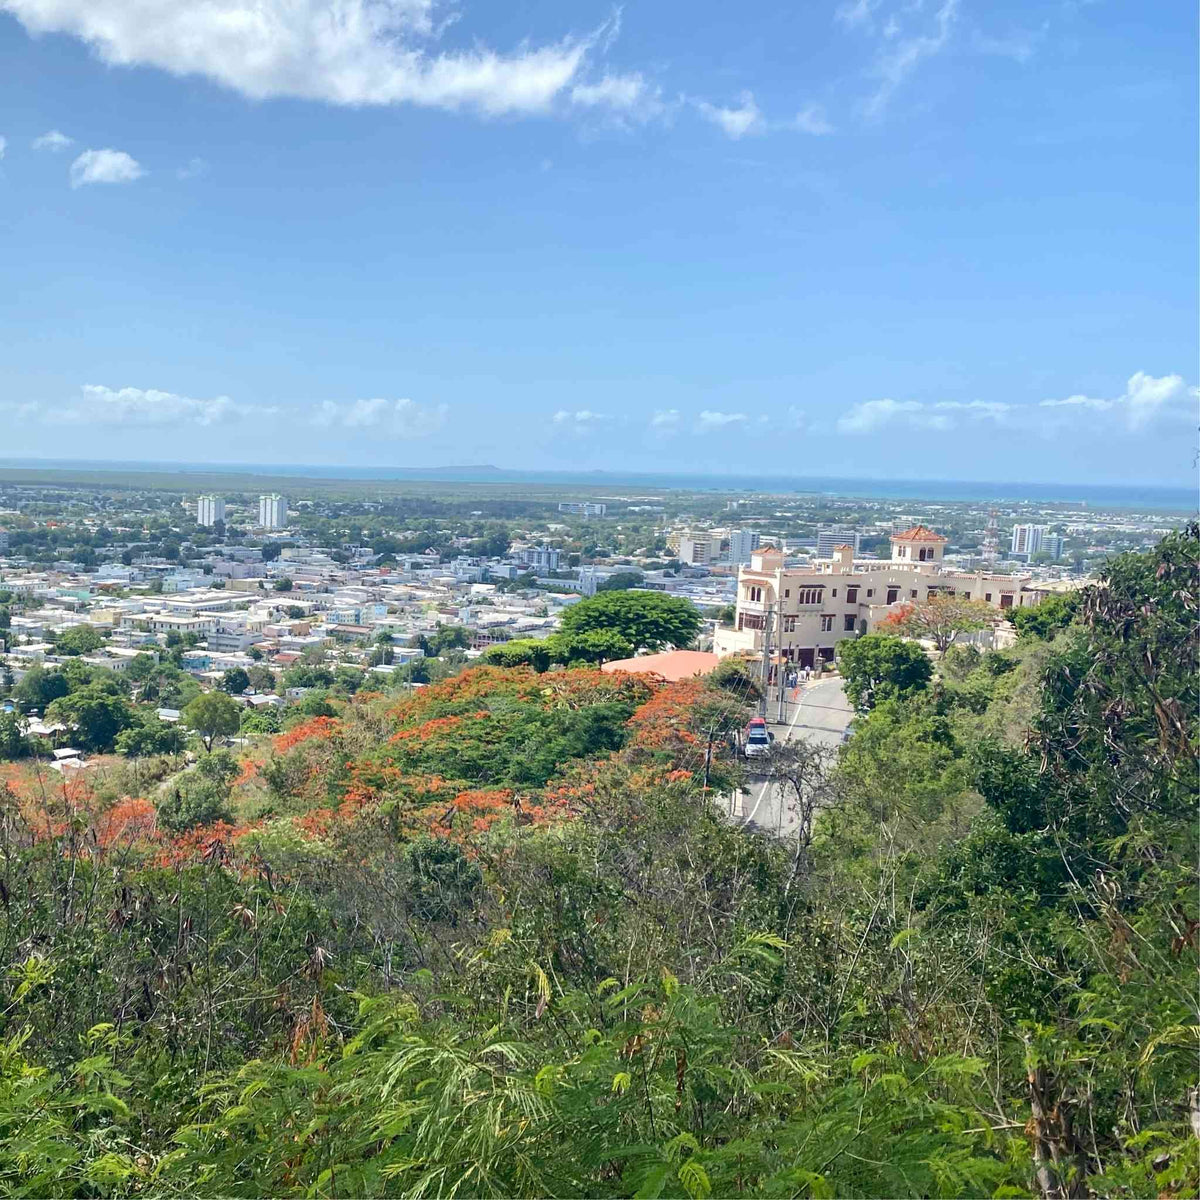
897,545 -> 907,558
886,588 -> 899,604
985,592 -> 992,603
867,588 -> 874,598
782,615 -> 797,633
748,586 -> 763,602
843,614 -> 857,631
910,589 -> 918,599
846,587 -> 858,603
738,612 -> 766,631
797,587 -> 823,605
1000,593 -> 1014,609
832,588 -> 838,597
820,615 -> 834,632
784,588 -> 790,597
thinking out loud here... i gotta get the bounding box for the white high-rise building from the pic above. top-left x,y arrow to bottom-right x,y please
724,529 -> 761,565
1011,524 -> 1049,557
816,528 -> 861,559
258,494 -> 288,530
196,496 -> 225,527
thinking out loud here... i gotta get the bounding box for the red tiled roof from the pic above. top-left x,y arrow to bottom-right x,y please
891,525 -> 948,543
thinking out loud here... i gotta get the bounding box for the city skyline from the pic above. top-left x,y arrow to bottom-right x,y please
1,0 -> 1196,485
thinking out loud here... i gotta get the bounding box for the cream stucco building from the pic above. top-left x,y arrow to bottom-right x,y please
713,526 -> 1047,669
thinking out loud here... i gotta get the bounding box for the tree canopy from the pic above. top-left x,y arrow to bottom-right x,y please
559,590 -> 700,652
183,690 -> 242,751
886,591 -> 994,652
836,632 -> 933,710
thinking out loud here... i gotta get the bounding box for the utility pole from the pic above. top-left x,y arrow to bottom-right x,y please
776,586 -> 788,723
759,601 -> 773,718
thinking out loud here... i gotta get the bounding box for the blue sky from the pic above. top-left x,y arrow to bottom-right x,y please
0,0 -> 1195,485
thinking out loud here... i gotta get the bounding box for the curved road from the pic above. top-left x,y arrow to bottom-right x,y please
729,676 -> 854,837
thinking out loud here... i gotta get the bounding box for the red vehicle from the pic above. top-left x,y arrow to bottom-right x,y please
743,717 -> 773,759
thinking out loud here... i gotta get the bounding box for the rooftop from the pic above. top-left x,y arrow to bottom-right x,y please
601,649 -> 720,682
891,525 -> 948,543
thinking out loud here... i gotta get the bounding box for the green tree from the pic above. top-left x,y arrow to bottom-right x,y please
560,590 -> 700,652
836,633 -> 933,711
1008,591 -> 1079,640
46,686 -> 136,753
596,570 -> 644,592
220,667 -> 251,695
12,666 -> 70,713
183,690 -> 242,752
0,711 -> 29,760
247,665 -> 277,694
52,625 -> 104,656
546,629 -> 633,666
273,577 -> 294,592
115,712 -> 185,757
479,639 -> 552,672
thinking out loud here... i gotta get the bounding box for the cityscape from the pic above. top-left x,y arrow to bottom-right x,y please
0,0 -> 1195,1194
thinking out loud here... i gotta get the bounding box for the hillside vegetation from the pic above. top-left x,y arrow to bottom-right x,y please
0,527 -> 1195,1198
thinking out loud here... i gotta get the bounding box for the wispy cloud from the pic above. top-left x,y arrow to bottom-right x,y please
971,23 -> 1047,65
0,136 -> 7,160
176,156 -> 208,180
793,104 -> 834,135
838,372 -> 1194,435
312,397 -> 448,436
863,0 -> 958,118
570,73 -> 664,123
696,410 -> 749,431
43,384 -> 254,426
69,148 -> 145,188
1,0 -> 629,121
33,129 -> 73,152
694,91 -> 764,139
1039,372 -> 1194,431
649,409 -> 681,432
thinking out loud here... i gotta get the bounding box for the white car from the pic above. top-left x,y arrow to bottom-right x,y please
744,719 -> 774,759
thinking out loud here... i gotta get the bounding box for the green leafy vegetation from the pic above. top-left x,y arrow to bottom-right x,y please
0,528 -> 1193,1197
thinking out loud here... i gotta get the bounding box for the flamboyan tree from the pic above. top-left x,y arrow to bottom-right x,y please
886,592 -> 995,652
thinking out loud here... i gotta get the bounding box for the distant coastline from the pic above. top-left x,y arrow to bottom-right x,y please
0,457 -> 1194,513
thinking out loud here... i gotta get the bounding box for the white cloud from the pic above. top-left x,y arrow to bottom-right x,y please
69,148 -> 145,188
839,372 -> 1194,436
843,0 -> 959,119
552,409 -> 611,436
696,410 -> 749,431
176,156 -> 208,180
46,384 -> 249,426
835,0 -> 881,30
649,409 -> 680,431
838,396 -> 1010,434
33,129 -> 73,151
2,0 -> 609,118
695,91 -> 764,139
312,397 -> 447,436
793,104 -> 834,135
570,73 -> 663,122
0,136 -> 6,160
1040,372 -> 1193,430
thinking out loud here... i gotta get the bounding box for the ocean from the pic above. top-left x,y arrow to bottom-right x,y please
0,458 -> 1194,512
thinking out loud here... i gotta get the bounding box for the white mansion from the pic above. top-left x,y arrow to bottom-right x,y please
713,525 -> 1048,669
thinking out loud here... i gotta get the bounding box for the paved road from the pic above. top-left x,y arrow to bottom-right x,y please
727,676 -> 854,838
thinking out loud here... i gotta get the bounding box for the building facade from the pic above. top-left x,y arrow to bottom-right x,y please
258,494 -> 288,530
714,526 -> 1047,669
557,501 -> 607,517
196,495 -> 226,527
815,527 -> 861,559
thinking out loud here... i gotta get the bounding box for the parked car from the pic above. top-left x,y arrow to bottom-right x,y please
744,717 -> 774,759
